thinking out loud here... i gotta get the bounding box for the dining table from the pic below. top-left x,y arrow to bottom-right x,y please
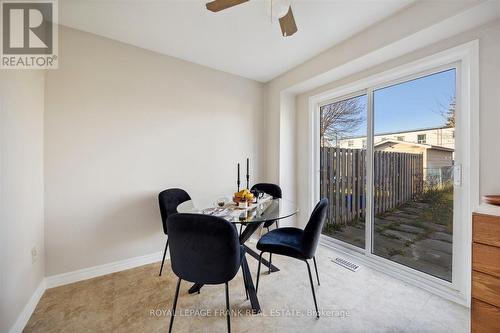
177,195 -> 298,313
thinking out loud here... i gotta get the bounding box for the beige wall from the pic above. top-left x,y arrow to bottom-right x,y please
44,27 -> 265,275
0,71 -> 45,332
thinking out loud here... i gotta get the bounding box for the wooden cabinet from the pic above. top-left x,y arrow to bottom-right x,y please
473,243 -> 500,277
473,214 -> 500,247
472,299 -> 500,333
472,213 -> 500,332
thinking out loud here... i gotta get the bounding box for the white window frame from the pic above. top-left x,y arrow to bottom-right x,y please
308,41 -> 479,307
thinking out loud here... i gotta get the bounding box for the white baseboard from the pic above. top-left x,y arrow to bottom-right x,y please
45,250 -> 166,289
8,279 -> 46,333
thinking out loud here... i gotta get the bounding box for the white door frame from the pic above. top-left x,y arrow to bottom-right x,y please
308,40 -> 479,306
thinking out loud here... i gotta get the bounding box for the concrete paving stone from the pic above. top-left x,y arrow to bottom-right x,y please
381,230 -> 418,242
429,231 -> 452,243
389,224 -> 426,235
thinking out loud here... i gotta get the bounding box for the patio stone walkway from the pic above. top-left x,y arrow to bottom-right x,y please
325,202 -> 452,281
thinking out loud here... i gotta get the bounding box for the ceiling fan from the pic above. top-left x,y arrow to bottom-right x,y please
205,0 -> 298,37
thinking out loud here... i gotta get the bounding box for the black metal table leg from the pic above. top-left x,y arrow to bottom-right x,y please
241,254 -> 261,313
188,282 -> 203,294
238,222 -> 261,244
188,221 -> 280,295
244,245 -> 280,273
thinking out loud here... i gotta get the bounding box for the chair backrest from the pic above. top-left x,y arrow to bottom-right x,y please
251,183 -> 282,199
301,198 -> 329,259
158,188 -> 191,235
167,213 -> 242,284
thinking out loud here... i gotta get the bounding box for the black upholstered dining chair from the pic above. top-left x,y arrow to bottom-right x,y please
255,198 -> 328,318
250,182 -> 282,273
158,188 -> 191,276
250,183 -> 282,231
166,213 -> 243,333
251,183 -> 282,203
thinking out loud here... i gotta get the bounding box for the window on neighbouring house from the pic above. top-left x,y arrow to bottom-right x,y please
397,136 -> 405,141
417,134 -> 426,143
348,140 -> 354,147
362,139 -> 367,148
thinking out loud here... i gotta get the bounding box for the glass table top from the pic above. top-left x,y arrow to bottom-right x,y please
177,198 -> 298,224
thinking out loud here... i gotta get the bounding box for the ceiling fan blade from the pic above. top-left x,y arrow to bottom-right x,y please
206,0 -> 249,12
279,6 -> 298,37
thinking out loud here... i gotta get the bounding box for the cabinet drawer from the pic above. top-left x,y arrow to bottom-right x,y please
472,270 -> 500,308
472,298 -> 500,333
473,243 -> 500,278
473,214 -> 500,247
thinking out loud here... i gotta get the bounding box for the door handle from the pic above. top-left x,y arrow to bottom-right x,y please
453,164 -> 462,187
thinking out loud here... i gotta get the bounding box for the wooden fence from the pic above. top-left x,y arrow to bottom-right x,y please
320,147 -> 424,225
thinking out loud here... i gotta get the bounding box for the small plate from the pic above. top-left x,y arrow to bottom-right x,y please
483,195 -> 500,206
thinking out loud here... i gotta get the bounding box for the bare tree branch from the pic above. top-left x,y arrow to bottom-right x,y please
434,94 -> 455,127
320,97 -> 365,146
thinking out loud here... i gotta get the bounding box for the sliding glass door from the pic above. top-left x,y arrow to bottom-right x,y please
372,69 -> 455,282
319,68 -> 457,283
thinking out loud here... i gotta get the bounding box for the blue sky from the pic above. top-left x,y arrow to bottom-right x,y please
348,69 -> 456,137
374,69 -> 456,135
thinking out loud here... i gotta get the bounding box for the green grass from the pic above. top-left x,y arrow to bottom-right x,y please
419,184 -> 453,233
323,222 -> 345,234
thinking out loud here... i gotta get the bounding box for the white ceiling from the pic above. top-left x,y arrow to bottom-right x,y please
59,0 -> 413,82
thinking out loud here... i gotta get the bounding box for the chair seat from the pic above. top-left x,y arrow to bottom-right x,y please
257,227 -> 305,259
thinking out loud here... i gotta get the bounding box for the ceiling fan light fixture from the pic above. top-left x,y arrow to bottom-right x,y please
271,0 -> 290,19
206,0 -> 298,37
206,0 -> 249,12
279,6 -> 297,37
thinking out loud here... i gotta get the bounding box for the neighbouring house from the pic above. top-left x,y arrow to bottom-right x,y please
338,126 -> 455,150
374,139 -> 454,170
336,126 -> 455,181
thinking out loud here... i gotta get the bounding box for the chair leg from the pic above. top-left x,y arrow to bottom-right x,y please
306,260 -> 320,319
268,253 -> 272,275
242,268 -> 249,300
255,252 -> 263,294
239,225 -> 243,237
159,239 -> 168,276
168,277 -> 181,333
225,282 -> 231,333
313,256 -> 320,286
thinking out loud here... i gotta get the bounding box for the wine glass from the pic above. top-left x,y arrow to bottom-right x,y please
215,197 -> 227,208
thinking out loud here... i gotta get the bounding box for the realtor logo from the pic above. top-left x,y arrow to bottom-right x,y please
1,0 -> 58,69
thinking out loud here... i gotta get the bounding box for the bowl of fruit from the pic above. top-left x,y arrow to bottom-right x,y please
233,189 -> 254,208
